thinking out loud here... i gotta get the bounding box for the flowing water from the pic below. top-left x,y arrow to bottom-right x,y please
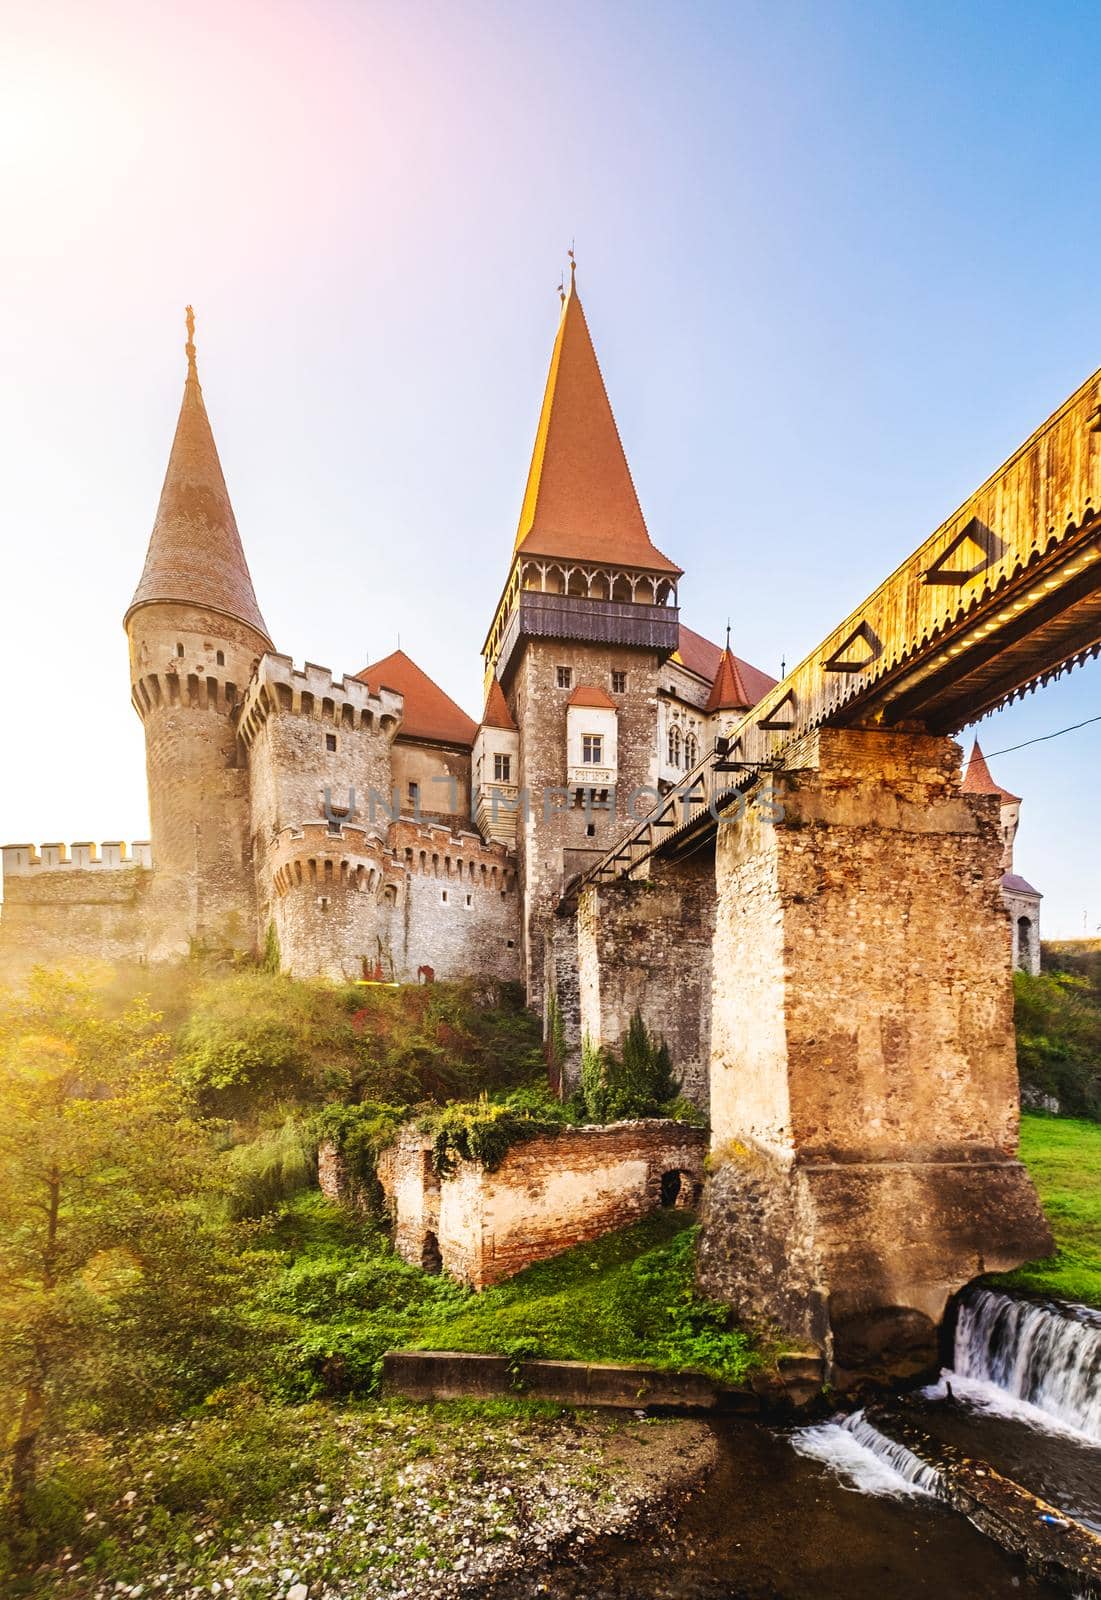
948,1287 -> 1101,1442
488,1422 -> 1059,1598
914,1286 -> 1101,1533
790,1408 -> 943,1497
491,1286 -> 1098,1597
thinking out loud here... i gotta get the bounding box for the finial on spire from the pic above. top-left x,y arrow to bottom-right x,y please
184,305 -> 197,375
568,241 -> 577,286
725,619 -> 731,652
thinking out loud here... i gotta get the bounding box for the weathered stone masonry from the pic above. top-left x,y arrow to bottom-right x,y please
576,852 -> 715,1107
696,729 -> 1051,1374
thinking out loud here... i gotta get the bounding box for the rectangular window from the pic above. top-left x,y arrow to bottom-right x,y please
408,781 -> 420,809
556,665 -> 572,688
325,732 -> 337,752
582,734 -> 603,765
611,670 -> 627,694
493,753 -> 511,782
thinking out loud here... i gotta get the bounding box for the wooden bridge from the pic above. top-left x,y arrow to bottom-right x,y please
576,364 -> 1101,890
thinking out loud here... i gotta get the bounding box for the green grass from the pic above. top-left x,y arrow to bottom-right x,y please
411,1210 -> 757,1385
251,1198 -> 758,1396
990,1113 -> 1101,1307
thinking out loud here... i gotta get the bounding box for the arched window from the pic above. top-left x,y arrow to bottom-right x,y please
1017,916 -> 1033,970
684,733 -> 698,769
668,724 -> 682,768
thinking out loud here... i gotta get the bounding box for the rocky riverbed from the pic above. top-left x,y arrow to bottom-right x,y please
29,1405 -> 718,1600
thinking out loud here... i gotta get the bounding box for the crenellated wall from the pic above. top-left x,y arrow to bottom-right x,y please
0,840 -> 154,974
384,819 -> 519,983
239,654 -> 403,940
261,814 -> 519,983
266,820 -> 400,981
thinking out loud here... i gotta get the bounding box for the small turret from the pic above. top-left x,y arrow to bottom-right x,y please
125,310 -> 272,957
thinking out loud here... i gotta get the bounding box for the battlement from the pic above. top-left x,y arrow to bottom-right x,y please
265,817 -> 515,900
238,654 -> 403,745
2,841 -> 153,877
268,821 -> 399,901
389,818 -> 516,893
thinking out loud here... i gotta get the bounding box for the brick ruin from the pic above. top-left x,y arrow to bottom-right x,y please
320,1120 -> 706,1289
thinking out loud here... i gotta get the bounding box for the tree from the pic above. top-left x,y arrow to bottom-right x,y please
0,972 -> 242,1531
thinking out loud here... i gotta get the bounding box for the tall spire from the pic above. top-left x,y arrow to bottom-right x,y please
513,265 -> 681,576
125,308 -> 273,644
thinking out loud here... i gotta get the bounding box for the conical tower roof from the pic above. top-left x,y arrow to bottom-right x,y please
513,266 -> 681,576
705,632 -> 754,714
126,309 -> 272,644
481,677 -> 516,731
961,739 -> 1020,802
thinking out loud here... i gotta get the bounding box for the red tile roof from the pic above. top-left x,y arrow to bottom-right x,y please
355,650 -> 477,747
481,678 -> 517,731
675,624 -> 778,707
127,335 -> 272,643
567,683 -> 616,709
513,278 -> 681,576
962,740 -> 1020,802
705,648 -> 753,714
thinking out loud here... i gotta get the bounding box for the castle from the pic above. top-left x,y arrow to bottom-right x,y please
0,272 -> 1041,1007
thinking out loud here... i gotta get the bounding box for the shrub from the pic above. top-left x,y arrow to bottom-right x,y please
221,1118 -> 317,1220
428,1095 -> 569,1176
579,1010 -> 681,1122
1015,969 -> 1101,1118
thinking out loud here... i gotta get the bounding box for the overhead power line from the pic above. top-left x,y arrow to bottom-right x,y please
983,714 -> 1101,759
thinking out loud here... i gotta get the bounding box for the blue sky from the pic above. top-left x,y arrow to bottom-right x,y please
1,0 -> 1098,933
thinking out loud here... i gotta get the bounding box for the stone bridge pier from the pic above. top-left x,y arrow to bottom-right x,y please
575,853 -> 716,1108
696,727 -> 1052,1381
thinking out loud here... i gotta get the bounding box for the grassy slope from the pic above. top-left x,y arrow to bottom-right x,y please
410,1210 -> 758,1382
255,1200 -> 758,1393
991,1113 -> 1101,1307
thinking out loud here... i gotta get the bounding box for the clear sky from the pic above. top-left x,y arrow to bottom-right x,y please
2,0 -> 1098,935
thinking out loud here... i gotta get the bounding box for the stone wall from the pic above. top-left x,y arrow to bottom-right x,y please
507,640 -> 663,1006
697,728 -> 1051,1378
127,600 -> 269,957
0,843 -> 154,976
576,852 -> 715,1109
376,1120 -> 706,1289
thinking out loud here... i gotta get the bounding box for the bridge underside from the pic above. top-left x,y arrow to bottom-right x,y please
850,518 -> 1101,733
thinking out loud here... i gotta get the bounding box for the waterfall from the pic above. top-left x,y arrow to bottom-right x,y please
951,1288 -> 1101,1443
791,1409 -> 943,1498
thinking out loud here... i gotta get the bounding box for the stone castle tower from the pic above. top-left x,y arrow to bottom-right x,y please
962,739 -> 1042,974
124,309 -> 273,961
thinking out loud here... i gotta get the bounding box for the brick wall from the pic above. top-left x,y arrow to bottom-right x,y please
375,1120 -> 706,1289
